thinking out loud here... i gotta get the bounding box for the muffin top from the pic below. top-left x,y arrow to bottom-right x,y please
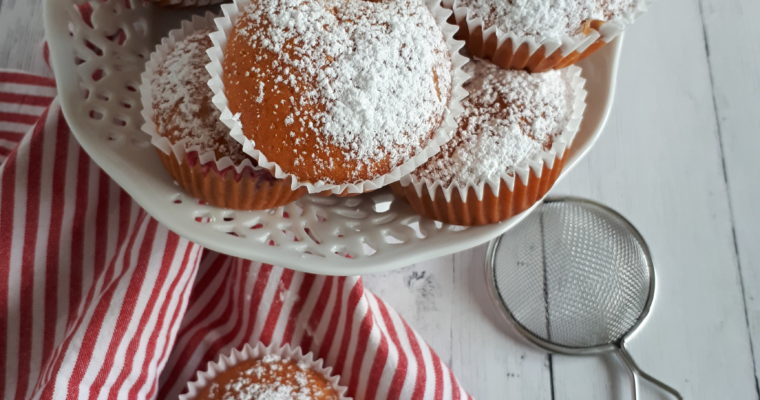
151,30 -> 249,164
455,0 -> 639,38
412,61 -> 576,188
195,354 -> 339,400
223,0 -> 452,184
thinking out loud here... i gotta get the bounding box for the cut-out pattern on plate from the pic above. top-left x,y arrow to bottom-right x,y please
44,0 -> 621,275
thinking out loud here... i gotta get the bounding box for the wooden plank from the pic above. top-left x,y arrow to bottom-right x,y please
365,248 -> 554,399
549,0 -> 758,397
699,0 -> 760,393
364,257 -> 456,367
3,1 -> 759,399
451,247 -> 553,399
0,0 -> 48,76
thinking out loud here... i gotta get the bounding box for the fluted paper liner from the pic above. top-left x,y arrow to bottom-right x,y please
392,66 -> 587,226
180,343 -> 349,400
446,0 -> 651,72
148,0 -> 226,8
140,13 -> 305,210
207,0 -> 470,195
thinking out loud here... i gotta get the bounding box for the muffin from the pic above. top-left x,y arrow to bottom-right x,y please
447,0 -> 650,72
207,0 -> 469,195
181,343 -> 347,400
392,61 -> 587,226
141,14 -> 305,210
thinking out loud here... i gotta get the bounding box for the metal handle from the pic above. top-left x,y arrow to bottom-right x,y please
617,342 -> 682,400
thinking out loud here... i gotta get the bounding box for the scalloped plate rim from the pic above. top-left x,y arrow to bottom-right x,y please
43,0 -> 622,275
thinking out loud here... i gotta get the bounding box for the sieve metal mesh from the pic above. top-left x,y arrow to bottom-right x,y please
492,199 -> 651,349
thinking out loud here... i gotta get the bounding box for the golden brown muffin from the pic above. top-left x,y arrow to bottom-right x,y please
392,61 -> 585,225
449,0 -> 646,72
222,0 -> 453,186
147,27 -> 305,209
152,30 -> 247,164
195,357 -> 340,400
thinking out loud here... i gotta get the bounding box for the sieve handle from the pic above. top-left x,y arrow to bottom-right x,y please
618,343 -> 682,400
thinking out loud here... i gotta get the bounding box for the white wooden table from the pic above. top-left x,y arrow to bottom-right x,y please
3,0 -> 759,398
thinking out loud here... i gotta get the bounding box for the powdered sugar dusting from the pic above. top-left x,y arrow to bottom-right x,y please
226,0 -> 452,179
151,30 -> 248,163
456,0 -> 639,38
261,354 -> 282,364
413,61 -> 574,188
222,377 -> 311,400
204,357 -> 339,400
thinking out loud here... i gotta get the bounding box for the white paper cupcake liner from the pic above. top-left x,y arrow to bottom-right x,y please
206,0 -> 470,195
446,0 -> 652,69
180,343 -> 349,400
140,12 -> 259,177
398,65 -> 588,203
149,0 -> 227,8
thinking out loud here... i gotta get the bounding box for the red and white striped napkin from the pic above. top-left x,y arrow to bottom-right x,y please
0,68 -> 471,399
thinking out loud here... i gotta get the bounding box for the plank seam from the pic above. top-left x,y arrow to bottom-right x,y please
697,1 -> 760,398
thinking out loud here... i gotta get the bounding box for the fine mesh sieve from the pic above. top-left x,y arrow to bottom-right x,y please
486,197 -> 681,399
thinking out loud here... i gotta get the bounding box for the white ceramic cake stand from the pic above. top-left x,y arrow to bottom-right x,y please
44,0 -> 622,276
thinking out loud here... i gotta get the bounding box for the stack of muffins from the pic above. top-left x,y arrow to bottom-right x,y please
142,0 -> 650,226
143,0 -> 650,396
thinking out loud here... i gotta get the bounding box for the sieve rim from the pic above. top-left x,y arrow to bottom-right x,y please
484,196 -> 656,355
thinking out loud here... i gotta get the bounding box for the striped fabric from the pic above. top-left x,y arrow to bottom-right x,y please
0,71 -> 56,164
0,69 -> 471,399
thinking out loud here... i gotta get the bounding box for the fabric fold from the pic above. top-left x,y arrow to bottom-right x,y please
0,69 -> 470,400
